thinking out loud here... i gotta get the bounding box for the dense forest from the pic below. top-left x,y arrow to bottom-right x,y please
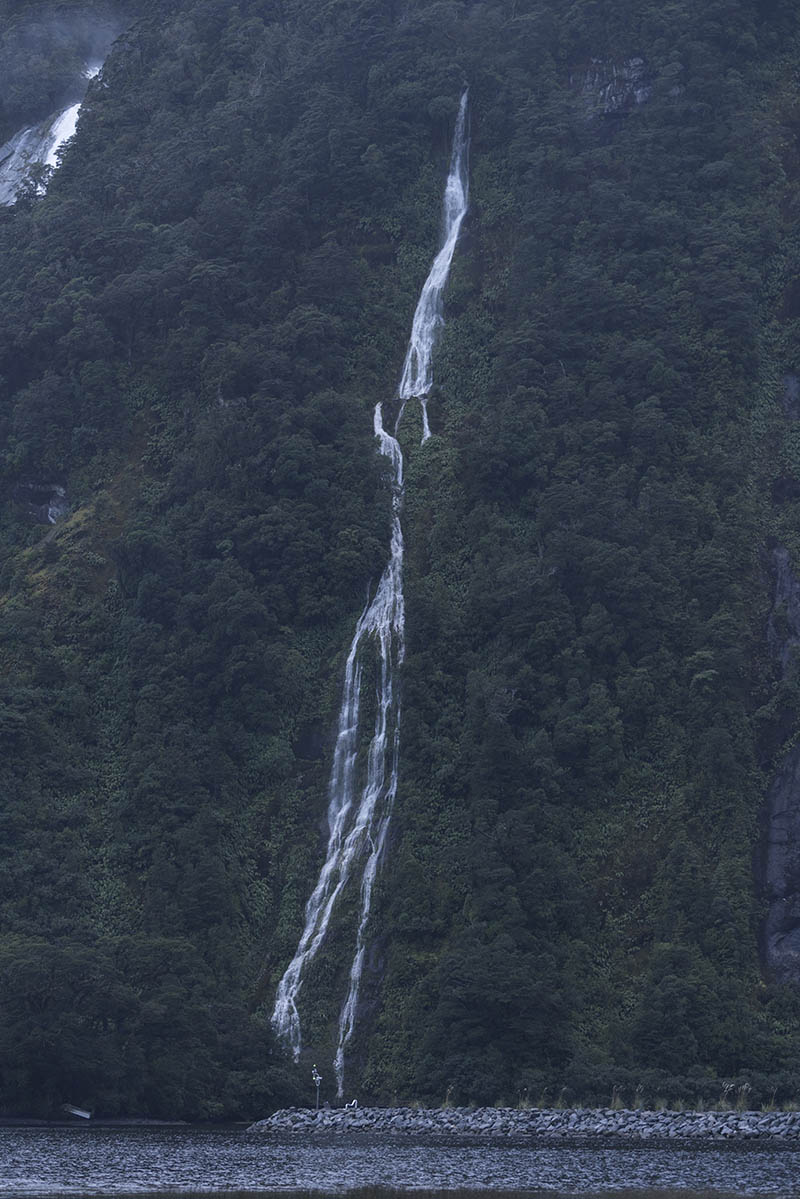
2,0 -> 800,1118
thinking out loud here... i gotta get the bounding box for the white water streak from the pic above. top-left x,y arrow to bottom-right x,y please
272,403 -> 405,1076
271,90 -> 469,1095
0,63 -> 102,206
43,104 -> 81,168
398,91 -> 469,442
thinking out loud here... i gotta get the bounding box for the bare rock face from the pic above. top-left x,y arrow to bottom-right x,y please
13,481 -> 68,524
762,547 -> 800,982
780,373 -> 800,419
571,57 -> 652,117
763,747 -> 800,982
767,547 -> 800,672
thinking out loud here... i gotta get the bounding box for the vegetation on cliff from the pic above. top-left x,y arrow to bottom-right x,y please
1,0 -> 800,1117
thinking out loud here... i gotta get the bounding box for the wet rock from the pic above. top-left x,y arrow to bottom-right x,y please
781,373 -> 800,419
12,481 -> 68,524
767,547 -> 800,672
762,745 -> 800,982
762,547 -> 800,982
571,57 -> 652,117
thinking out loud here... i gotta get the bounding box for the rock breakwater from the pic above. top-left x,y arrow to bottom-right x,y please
249,1105 -> 800,1142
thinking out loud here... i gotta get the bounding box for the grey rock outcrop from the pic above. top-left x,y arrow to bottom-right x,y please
762,547 -> 800,982
763,747 -> 800,981
571,58 -> 652,117
780,373 -> 800,419
767,547 -> 800,672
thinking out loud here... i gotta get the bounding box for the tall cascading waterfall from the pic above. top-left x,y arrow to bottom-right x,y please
0,63 -> 102,206
271,90 -> 469,1096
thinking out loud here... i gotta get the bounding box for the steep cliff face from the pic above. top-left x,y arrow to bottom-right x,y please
762,549 -> 800,983
1,0 -> 800,1118
763,746 -> 800,982
767,548 -> 800,675
570,57 -> 653,116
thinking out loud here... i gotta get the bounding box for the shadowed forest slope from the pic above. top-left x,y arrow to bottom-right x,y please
1,0 -> 800,1117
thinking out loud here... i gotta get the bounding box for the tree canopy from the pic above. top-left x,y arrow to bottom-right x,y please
0,0 -> 799,1117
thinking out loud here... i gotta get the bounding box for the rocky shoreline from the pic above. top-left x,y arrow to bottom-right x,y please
248,1105 -> 800,1143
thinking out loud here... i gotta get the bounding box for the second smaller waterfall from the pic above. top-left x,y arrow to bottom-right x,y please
0,63 -> 102,206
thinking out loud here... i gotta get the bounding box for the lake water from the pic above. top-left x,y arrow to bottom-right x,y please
1,1126 -> 800,1197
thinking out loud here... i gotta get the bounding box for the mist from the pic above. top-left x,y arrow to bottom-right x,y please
0,2 -> 126,140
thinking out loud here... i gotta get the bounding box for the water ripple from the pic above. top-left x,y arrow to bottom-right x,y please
2,1128 -> 800,1197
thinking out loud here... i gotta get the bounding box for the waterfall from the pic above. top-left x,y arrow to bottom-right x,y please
271,402 -> 405,1070
398,91 -> 469,442
0,63 -> 102,206
271,89 -> 469,1095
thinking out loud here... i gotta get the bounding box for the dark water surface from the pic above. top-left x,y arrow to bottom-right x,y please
1,1127 -> 800,1198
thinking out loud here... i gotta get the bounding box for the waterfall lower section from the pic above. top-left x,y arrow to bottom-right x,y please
0,62 -> 101,206
271,90 -> 469,1095
271,404 -> 405,1088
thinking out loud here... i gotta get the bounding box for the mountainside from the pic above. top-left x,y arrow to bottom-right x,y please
2,0 -> 800,1118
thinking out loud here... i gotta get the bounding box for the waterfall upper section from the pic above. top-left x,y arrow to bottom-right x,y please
398,90 -> 469,442
0,62 -> 102,206
271,89 -> 470,1095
